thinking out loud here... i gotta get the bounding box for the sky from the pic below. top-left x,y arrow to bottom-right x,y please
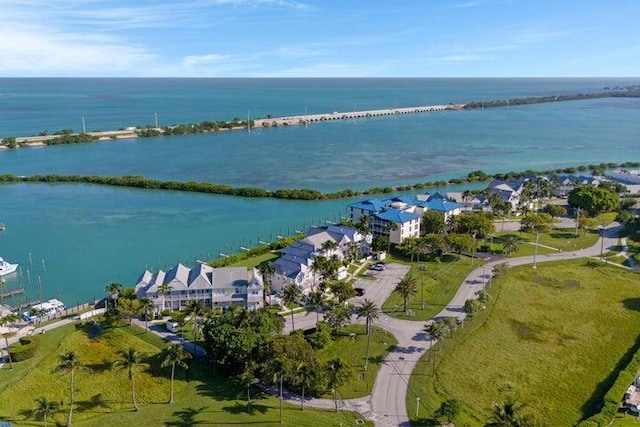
1,0 -> 639,78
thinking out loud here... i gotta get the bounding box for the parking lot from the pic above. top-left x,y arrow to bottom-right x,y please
282,262 -> 410,334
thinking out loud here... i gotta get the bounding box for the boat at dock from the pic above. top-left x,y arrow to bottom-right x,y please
0,257 -> 19,276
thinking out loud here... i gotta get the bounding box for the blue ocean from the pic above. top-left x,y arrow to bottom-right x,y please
0,78 -> 639,305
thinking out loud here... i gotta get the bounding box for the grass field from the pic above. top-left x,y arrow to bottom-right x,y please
318,325 -> 397,399
612,414 -> 640,426
0,322 -> 371,426
382,254 -> 478,321
409,259 -> 640,426
486,228 -> 599,257
227,251 -> 279,268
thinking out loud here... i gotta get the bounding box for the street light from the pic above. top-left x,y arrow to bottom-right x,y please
532,231 -> 540,269
600,224 -> 606,262
471,230 -> 477,266
418,265 -> 427,310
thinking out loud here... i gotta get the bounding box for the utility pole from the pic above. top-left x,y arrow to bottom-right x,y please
600,224 -> 606,261
574,207 -> 581,238
532,231 -> 540,268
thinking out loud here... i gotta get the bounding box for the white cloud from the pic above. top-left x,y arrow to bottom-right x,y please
0,24 -> 158,77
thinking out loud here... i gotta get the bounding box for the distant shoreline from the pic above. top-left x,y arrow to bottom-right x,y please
0,104 -> 461,148
2,88 -> 639,149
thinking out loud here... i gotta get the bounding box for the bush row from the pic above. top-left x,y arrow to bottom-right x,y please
575,338 -> 640,426
9,336 -> 40,362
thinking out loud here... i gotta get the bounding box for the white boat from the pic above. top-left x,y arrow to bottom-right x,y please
23,299 -> 66,322
0,257 -> 19,276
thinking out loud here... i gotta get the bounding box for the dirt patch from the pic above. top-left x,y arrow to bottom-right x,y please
509,319 -> 545,342
563,279 -> 580,289
532,275 -> 579,289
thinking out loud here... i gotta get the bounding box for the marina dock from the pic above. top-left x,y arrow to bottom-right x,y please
0,287 -> 25,300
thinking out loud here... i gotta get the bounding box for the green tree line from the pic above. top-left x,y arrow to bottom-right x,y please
0,162 -> 638,201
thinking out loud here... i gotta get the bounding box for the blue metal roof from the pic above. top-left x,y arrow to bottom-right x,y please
375,209 -> 421,223
424,198 -> 463,212
348,198 -> 386,212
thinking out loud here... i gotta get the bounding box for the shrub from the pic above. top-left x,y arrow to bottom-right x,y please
8,336 -> 40,362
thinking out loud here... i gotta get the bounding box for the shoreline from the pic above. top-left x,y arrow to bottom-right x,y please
3,104 -> 463,147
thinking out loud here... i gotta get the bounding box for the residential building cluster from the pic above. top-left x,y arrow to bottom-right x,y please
134,172 -> 616,313
135,263 -> 264,315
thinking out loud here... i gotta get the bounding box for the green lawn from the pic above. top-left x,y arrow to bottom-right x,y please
488,228 -> 599,256
627,234 -> 640,264
612,414 -> 640,426
318,325 -> 397,399
227,251 -> 279,268
0,322 -> 371,426
382,254 -> 478,321
409,259 -> 640,426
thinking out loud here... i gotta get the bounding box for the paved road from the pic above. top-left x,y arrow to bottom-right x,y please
1,223 -> 629,425
282,264 -> 410,334
368,223 -> 625,426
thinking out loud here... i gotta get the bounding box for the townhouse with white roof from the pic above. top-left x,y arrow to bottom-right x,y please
135,263 -> 263,314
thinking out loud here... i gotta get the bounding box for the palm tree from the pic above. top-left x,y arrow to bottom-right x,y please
113,347 -> 145,411
270,358 -> 288,424
485,398 -> 535,427
385,222 -> 398,251
356,214 -> 370,237
0,312 -> 20,369
295,362 -> 315,410
160,343 -> 192,404
30,307 -> 49,325
105,282 -> 124,312
240,361 -> 257,413
258,261 -> 275,306
400,237 -> 419,262
321,239 -> 339,256
157,282 -> 172,313
183,299 -> 207,342
311,255 -> 328,290
54,350 -> 91,426
32,396 -> 60,427
502,235 -> 523,255
424,320 -> 445,350
354,299 -> 380,371
325,357 -> 350,412
282,282 -> 302,331
307,290 -> 326,323
139,297 -> 153,331
394,274 -> 417,313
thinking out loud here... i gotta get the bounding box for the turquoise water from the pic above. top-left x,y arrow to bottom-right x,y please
0,78 -> 639,305
2,97 -> 639,192
2,77 -> 638,137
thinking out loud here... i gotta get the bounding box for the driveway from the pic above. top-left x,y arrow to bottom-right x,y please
282,263 -> 410,334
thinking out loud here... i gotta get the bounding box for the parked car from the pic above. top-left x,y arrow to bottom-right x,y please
354,287 -> 365,296
369,263 -> 386,271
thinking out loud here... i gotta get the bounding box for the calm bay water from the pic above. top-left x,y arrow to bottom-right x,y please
0,78 -> 639,305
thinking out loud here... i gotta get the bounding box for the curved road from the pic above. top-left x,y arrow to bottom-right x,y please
369,224 -> 625,426
2,224 -> 630,425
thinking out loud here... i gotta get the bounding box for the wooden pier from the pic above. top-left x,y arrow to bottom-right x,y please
0,287 -> 25,300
